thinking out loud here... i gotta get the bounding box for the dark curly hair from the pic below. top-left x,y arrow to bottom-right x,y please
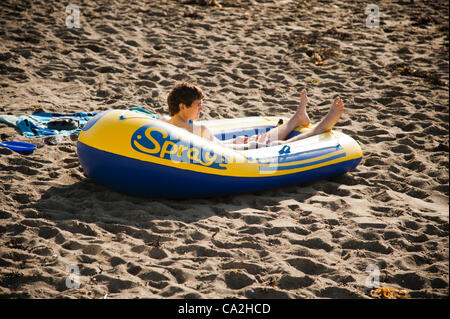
167,81 -> 204,116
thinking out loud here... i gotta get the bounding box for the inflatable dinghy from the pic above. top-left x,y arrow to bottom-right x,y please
77,110 -> 363,198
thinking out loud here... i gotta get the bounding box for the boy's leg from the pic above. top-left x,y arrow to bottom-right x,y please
281,96 -> 345,144
262,89 -> 310,144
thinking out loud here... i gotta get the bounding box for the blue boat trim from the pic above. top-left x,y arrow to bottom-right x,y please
215,126 -> 273,141
257,144 -> 343,165
259,152 -> 347,172
214,126 -> 303,142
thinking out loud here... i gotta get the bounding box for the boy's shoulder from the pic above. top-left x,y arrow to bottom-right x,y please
159,115 -> 171,122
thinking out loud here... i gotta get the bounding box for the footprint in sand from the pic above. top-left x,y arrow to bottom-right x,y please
126,263 -> 142,276
221,261 -> 265,276
94,274 -> 137,294
341,239 -> 393,254
290,237 -> 334,252
61,240 -> 84,251
12,192 -> 35,204
96,24 -> 119,34
317,286 -> 361,298
390,272 -> 426,291
38,226 -> 60,239
286,257 -> 334,275
30,246 -> 54,257
63,157 -> 79,169
224,271 -> 255,290
278,275 -> 314,290
59,220 -> 98,237
109,256 -> 127,267
245,287 -> 292,299
0,211 -> 12,219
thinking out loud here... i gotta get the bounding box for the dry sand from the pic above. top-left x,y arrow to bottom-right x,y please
0,0 -> 448,299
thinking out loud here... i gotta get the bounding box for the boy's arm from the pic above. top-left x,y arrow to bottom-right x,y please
198,125 -> 223,144
197,125 -> 269,150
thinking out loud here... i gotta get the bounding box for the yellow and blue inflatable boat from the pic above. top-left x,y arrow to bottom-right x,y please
77,110 -> 363,198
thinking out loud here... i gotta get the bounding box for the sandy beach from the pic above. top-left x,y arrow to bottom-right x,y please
0,0 -> 448,299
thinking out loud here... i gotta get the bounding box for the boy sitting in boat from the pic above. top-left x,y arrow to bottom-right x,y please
163,81 -> 344,150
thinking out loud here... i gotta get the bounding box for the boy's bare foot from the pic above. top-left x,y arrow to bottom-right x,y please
314,96 -> 344,133
294,89 -> 310,127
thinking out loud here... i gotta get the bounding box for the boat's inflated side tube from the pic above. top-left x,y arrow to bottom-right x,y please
77,110 -> 363,198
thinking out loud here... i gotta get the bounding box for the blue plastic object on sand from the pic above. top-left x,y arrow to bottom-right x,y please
0,141 -> 37,153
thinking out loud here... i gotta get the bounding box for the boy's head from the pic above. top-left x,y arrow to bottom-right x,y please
167,81 -> 204,116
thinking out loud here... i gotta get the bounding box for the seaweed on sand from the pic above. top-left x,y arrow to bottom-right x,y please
386,63 -> 446,86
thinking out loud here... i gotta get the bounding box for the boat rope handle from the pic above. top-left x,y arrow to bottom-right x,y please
119,113 -> 156,120
279,145 -> 291,155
